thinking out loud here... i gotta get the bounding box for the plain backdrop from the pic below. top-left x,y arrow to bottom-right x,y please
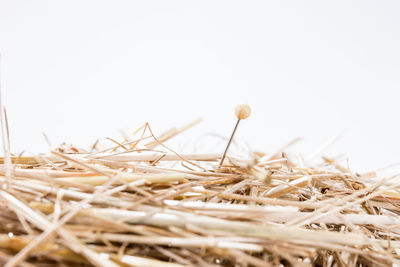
0,1 -> 399,172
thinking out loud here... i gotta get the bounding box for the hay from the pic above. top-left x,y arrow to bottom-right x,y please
0,120 -> 399,266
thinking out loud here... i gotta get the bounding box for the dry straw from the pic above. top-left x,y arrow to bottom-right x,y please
0,105 -> 399,266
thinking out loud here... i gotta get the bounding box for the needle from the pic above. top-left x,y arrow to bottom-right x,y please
219,104 -> 251,166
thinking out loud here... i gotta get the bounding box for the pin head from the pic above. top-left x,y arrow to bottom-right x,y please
235,104 -> 251,120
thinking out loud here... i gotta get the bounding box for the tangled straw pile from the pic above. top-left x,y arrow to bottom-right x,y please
0,119 -> 399,267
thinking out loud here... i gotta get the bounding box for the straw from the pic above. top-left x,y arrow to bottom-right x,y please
0,117 -> 399,266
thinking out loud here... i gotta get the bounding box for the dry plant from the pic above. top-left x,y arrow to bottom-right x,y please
0,108 -> 400,266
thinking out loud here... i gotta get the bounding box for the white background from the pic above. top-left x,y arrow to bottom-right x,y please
0,1 -> 399,172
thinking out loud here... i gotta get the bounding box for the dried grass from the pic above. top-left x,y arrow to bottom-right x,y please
0,119 -> 399,266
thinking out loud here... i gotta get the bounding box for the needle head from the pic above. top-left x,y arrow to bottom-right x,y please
235,104 -> 251,120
